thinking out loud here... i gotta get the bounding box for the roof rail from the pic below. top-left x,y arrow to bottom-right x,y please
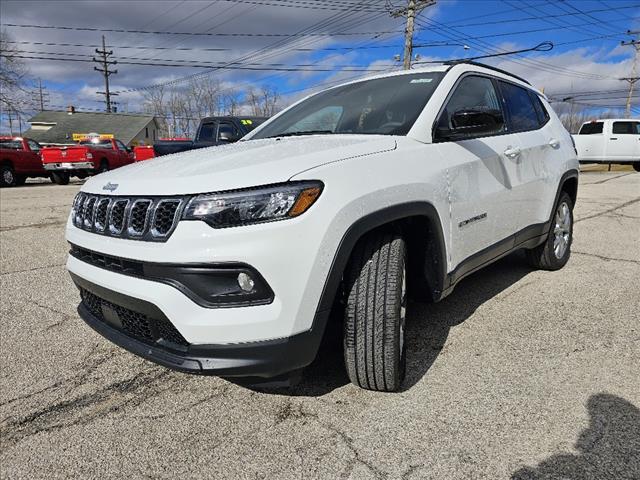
444,60 -> 531,86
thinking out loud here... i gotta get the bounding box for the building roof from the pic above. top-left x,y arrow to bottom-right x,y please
25,110 -> 158,145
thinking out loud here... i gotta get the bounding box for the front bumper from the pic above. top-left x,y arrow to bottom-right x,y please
73,273 -> 321,377
44,162 -> 94,171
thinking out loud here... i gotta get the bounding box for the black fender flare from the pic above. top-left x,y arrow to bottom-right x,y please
301,202 -> 448,365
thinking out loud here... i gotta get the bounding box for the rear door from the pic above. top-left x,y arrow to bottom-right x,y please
434,74 -> 519,269
606,121 -> 640,161
195,121 -> 217,147
497,80 -> 555,232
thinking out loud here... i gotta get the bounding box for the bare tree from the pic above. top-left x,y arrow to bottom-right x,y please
1,30 -> 31,133
246,86 -> 280,117
142,81 -> 281,137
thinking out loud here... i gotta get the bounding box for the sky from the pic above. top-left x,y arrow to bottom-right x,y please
1,0 -> 639,132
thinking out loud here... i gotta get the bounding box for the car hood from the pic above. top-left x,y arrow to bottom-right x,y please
82,135 -> 397,196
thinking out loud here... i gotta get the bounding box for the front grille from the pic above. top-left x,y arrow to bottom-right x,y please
72,193 -> 185,242
80,287 -> 189,347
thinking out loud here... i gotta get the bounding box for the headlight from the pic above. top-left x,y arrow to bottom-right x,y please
183,181 -> 323,228
86,152 -> 93,160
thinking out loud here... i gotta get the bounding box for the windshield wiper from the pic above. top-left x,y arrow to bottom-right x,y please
264,130 -> 334,139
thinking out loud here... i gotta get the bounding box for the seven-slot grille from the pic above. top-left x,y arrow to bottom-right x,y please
72,192 -> 185,242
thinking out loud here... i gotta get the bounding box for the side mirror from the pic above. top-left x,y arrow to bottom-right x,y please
126,147 -> 133,153
437,109 -> 503,140
218,131 -> 240,143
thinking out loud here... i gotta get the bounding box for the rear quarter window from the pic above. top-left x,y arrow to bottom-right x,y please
578,122 -> 603,135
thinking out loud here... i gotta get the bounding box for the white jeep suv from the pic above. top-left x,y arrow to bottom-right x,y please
66,62 -> 578,391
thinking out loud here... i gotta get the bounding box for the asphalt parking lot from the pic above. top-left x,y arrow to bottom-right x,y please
1,172 -> 639,479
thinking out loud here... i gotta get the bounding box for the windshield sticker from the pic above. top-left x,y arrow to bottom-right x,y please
240,119 -> 253,125
410,78 -> 433,84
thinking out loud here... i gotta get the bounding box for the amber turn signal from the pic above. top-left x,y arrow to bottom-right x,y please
289,187 -> 322,217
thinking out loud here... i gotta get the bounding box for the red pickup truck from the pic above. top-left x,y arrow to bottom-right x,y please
41,138 -> 134,185
0,137 -> 49,187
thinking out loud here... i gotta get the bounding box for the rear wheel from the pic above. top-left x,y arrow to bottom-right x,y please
0,164 -> 17,187
343,232 -> 407,392
51,171 -> 70,185
15,175 -> 26,186
633,162 -> 640,172
526,192 -> 573,270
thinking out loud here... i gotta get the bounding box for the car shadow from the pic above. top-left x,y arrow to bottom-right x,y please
511,393 -> 640,479
250,251 -> 535,397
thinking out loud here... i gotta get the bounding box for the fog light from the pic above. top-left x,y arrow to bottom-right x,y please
237,272 -> 255,292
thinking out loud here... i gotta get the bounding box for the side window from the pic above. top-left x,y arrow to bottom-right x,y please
217,122 -> 240,141
499,81 -> 540,132
436,75 -> 505,139
528,91 -> 550,127
115,140 -> 127,151
27,140 -> 41,152
578,122 -> 604,135
612,121 -> 639,135
198,122 -> 216,141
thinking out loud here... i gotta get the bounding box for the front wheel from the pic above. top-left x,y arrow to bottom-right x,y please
633,162 -> 640,173
343,232 -> 407,392
0,164 -> 17,187
526,192 -> 573,270
51,171 -> 70,185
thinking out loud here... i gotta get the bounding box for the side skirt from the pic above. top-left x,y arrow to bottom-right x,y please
440,221 -> 549,300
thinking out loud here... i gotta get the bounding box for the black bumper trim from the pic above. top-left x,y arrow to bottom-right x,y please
69,244 -> 274,308
74,274 -> 322,378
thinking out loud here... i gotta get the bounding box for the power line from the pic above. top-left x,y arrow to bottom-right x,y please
437,3 -> 640,28
4,54 -> 394,72
0,23 -> 395,37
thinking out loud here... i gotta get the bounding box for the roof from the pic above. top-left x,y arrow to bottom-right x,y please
25,110 -> 158,145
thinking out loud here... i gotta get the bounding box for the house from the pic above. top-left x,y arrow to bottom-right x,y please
25,107 -> 160,146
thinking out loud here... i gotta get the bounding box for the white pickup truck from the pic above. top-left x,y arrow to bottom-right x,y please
572,118 -> 640,171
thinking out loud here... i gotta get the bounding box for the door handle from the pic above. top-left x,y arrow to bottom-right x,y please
548,138 -> 560,148
504,146 -> 521,158
610,137 -> 618,140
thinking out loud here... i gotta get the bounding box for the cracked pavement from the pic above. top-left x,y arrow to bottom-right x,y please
1,172 -> 639,479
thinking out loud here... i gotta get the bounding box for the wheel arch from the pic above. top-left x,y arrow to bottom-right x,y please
302,202 -> 448,362
1,159 -> 13,168
560,171 -> 579,207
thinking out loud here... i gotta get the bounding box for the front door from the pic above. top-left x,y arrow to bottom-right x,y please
434,74 -> 518,270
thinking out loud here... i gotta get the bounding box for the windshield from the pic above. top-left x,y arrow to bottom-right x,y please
79,139 -> 112,148
252,72 -> 444,139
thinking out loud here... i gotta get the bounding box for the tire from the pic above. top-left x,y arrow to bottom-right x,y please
343,232 -> 407,392
97,160 -> 109,174
15,175 -> 26,186
0,164 -> 17,187
51,171 -> 70,185
526,192 -> 573,270
633,162 -> 640,173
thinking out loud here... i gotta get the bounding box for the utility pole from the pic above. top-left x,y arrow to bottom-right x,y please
621,30 -> 639,118
34,79 -> 49,111
93,35 -> 118,113
389,0 -> 437,70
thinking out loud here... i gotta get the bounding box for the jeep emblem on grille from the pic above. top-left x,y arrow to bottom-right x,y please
102,182 -> 119,192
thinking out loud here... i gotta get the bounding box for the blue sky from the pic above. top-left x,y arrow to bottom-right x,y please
1,0 -> 639,131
